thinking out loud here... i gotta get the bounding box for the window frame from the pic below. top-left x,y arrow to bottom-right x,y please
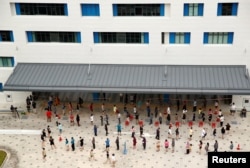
0,57 -> 14,67
93,32 -> 149,44
0,31 -> 14,42
16,3 -> 68,16
26,31 -> 81,43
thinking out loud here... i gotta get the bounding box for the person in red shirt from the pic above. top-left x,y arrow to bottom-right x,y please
46,110 -> 52,122
89,103 -> 93,112
70,113 -> 74,126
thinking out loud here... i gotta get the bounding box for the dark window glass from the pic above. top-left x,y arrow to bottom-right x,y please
117,4 -> 160,16
0,31 -> 11,41
20,3 -> 65,15
222,3 -> 232,16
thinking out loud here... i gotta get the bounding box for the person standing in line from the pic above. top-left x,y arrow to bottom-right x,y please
230,141 -> 234,151
92,137 -> 96,149
71,137 -> 75,151
214,140 -> 218,152
201,128 -> 207,140
47,125 -> 51,138
117,112 -> 121,124
89,102 -> 93,112
115,136 -> 119,150
205,142 -> 209,154
147,106 -> 151,118
101,103 -> 105,112
111,153 -> 116,168
213,129 -> 217,139
49,136 -> 56,149
159,112 -> 162,124
105,138 -> 110,150
131,126 -> 135,138
79,137 -> 84,151
135,112 -> 139,124
220,115 -> 224,127
105,113 -> 109,125
155,106 -> 159,118
149,112 -> 153,125
105,123 -> 108,136
164,139 -> 169,153
42,148 -> 46,162
70,113 -> 74,126
182,112 -> 186,124
42,128 -> 46,138
113,105 -> 117,115
193,99 -> 197,112
65,138 -> 69,151
168,126 -> 172,138
89,149 -> 97,161
68,102 -> 73,113
225,123 -> 231,134
117,123 -> 122,136
76,113 -> 80,126
189,127 -> 193,140
156,140 -> 161,152
62,103 -> 66,116
175,127 -> 180,140
192,113 -> 196,121
186,141 -> 190,154
199,140 -> 203,154
58,123 -> 63,135
155,127 -> 160,140
230,102 -> 236,116
208,112 -> 212,125
41,133 -> 46,148
142,136 -> 146,150
104,149 -> 111,164
139,125 -> 143,137
76,103 -> 79,113
214,100 -> 219,109
100,113 -> 104,126
133,136 -> 137,149
221,127 -> 226,139
171,138 -> 175,153
94,125 -> 98,136
133,105 -> 137,116
90,114 -> 94,125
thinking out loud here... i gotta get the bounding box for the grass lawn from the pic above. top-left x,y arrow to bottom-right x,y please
0,150 -> 7,167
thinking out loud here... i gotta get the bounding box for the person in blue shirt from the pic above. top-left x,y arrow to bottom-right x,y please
105,138 -> 110,150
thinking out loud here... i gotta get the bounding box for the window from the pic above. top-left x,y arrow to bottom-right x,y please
203,32 -> 234,44
0,57 -> 14,67
26,32 -> 81,43
81,4 -> 100,16
113,4 -> 164,16
93,32 -> 149,44
0,31 -> 14,42
217,3 -> 238,16
15,3 -> 68,16
162,32 -> 190,44
184,3 -> 204,16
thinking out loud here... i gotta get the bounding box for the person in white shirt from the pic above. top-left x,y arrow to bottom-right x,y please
90,114 -> 94,125
111,153 -> 116,167
167,106 -> 171,115
230,102 -> 236,116
201,128 -> 207,140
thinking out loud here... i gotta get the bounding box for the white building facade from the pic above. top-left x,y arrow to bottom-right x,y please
0,0 -> 250,109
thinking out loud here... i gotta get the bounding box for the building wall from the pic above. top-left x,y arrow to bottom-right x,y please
232,95 -> 250,111
0,0 -> 250,107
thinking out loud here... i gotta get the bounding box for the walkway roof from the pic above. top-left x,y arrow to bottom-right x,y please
3,63 -> 250,94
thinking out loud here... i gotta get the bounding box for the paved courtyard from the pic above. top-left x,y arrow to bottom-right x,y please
0,100 -> 250,168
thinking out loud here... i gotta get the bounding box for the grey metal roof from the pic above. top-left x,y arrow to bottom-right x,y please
3,63 -> 250,94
